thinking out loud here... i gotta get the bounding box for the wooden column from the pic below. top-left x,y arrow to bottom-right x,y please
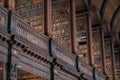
110,38 -> 116,80
86,0 -> 93,65
118,31 -> 120,65
3,63 -> 6,80
0,0 -> 4,6
119,46 -> 120,77
6,39 -> 13,80
70,0 -> 77,55
44,0 -> 52,37
4,0 -> 15,10
99,26 -> 106,73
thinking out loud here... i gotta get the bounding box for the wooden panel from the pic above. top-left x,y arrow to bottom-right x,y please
78,58 -> 93,80
54,70 -> 75,80
0,53 -> 7,62
94,68 -> 106,80
51,39 -> 76,68
0,31 -> 9,57
19,62 -> 50,79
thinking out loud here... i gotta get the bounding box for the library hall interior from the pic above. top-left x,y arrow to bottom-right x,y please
0,0 -> 120,80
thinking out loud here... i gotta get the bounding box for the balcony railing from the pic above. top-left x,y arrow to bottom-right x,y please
0,7 -> 8,32
0,6 -> 109,80
10,11 -> 49,56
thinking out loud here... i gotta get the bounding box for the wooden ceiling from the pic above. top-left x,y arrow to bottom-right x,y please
75,0 -> 120,36
75,0 -> 87,13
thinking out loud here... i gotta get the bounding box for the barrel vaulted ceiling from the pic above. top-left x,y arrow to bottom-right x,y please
75,0 -> 120,36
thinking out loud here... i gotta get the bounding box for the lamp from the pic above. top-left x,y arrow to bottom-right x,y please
79,53 -> 86,58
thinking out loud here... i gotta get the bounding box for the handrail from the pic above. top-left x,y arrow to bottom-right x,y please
10,11 -> 49,55
0,7 -> 8,32
0,6 -> 109,80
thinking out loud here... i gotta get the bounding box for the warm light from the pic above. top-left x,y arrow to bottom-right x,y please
33,0 -> 43,4
79,53 -> 85,58
13,50 -> 18,55
0,17 -> 4,25
0,67 -> 3,70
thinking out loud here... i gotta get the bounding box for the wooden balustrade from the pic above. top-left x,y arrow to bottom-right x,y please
0,7 -> 8,32
0,6 -> 109,80
79,59 -> 93,80
0,28 -> 9,56
94,68 -> 107,80
51,39 -> 76,67
10,11 -> 49,56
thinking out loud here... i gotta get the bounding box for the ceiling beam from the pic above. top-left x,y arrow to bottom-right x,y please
85,0 -> 88,8
118,31 -> 120,51
88,0 -> 91,8
85,0 -> 91,10
110,5 -> 120,31
76,9 -> 88,16
118,31 -> 120,40
100,0 -> 109,21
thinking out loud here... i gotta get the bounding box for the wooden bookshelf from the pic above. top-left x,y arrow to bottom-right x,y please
14,0 -> 44,33
104,39 -> 113,80
76,15 -> 89,63
52,0 -> 71,50
92,28 -> 103,72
